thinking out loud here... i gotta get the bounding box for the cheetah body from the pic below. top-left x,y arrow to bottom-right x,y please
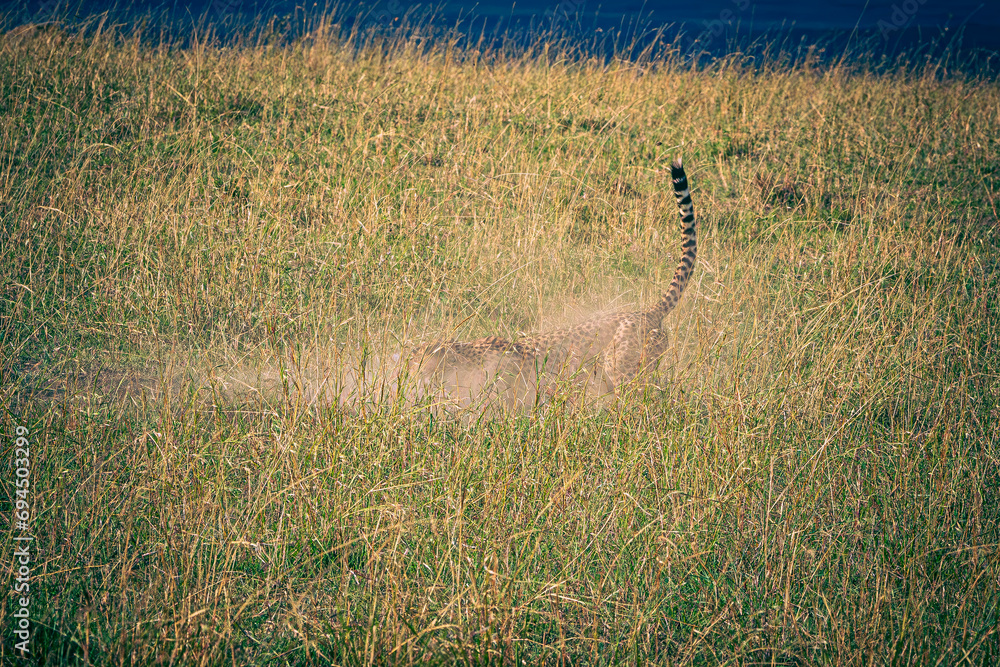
406,159 -> 697,409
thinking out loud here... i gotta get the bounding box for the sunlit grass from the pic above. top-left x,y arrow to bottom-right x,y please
1,12 -> 998,665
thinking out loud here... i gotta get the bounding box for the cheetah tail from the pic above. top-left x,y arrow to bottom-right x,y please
650,158 -> 697,320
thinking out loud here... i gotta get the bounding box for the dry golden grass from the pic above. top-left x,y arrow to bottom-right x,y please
1,13 -> 998,665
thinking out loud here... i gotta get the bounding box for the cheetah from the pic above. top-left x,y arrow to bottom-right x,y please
405,158 -> 697,410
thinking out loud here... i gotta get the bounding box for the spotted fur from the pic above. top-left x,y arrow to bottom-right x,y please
407,158 -> 697,408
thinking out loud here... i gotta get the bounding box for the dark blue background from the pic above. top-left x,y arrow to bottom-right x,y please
9,0 -> 1000,67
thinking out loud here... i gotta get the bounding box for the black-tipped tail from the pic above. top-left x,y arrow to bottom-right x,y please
650,158 -> 697,320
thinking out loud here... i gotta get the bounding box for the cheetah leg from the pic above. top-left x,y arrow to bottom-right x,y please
601,329 -> 668,396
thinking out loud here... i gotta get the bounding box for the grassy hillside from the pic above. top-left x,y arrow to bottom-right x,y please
1,17 -> 998,665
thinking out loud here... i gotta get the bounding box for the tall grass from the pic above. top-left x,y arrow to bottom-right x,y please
1,13 -> 998,665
